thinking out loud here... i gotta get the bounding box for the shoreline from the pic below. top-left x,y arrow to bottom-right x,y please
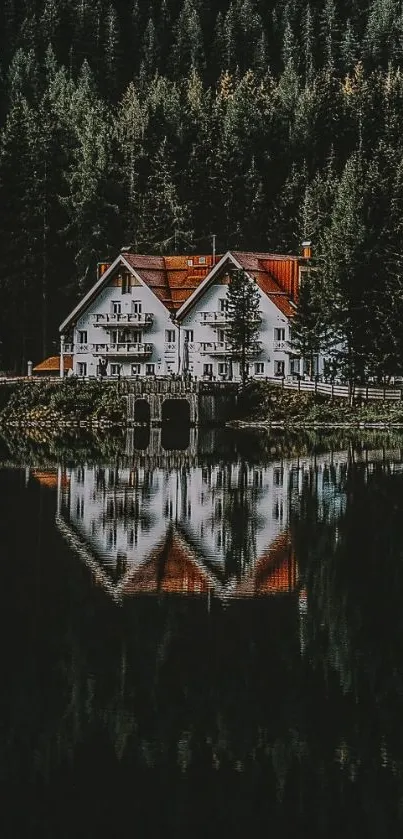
227,419 -> 403,430
1,416 -> 403,432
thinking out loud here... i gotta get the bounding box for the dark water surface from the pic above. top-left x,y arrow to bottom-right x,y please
2,427 -> 403,838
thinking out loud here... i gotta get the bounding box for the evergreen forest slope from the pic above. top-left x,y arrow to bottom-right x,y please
1,0 -> 403,375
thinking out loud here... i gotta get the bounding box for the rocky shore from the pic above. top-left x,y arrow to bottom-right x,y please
2,378 -> 403,431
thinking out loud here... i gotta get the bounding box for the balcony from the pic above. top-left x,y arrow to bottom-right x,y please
93,343 -> 153,357
200,342 -> 262,356
200,311 -> 262,325
200,311 -> 230,325
200,341 -> 232,356
273,340 -> 292,352
70,342 -> 153,357
93,312 -> 153,328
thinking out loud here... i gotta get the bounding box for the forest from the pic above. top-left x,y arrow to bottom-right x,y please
1,0 -> 403,376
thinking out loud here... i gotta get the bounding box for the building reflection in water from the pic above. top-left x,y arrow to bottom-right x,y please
50,428 -> 304,601
51,431 -> 391,604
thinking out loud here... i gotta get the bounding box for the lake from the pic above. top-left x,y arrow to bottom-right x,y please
1,426 -> 403,838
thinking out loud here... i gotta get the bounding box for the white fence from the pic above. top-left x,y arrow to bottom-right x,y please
266,376 -> 403,401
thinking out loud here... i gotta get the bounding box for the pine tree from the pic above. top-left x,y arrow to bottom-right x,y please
137,137 -> 192,252
59,61 -> 119,292
319,152 -> 368,390
104,3 -> 120,98
226,269 -> 261,385
302,5 -> 315,87
340,19 -> 359,73
116,81 -> 147,246
291,269 -> 326,378
171,0 -> 205,78
140,16 -> 158,81
320,0 -> 339,69
0,96 -> 42,370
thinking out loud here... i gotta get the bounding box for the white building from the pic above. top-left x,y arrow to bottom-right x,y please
59,246 -> 316,381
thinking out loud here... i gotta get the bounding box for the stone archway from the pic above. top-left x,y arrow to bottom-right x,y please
134,398 -> 151,423
161,398 -> 191,425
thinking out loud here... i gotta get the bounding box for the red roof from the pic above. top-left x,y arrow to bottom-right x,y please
234,532 -> 298,597
233,252 -> 299,317
121,529 -> 211,596
122,250 -> 302,317
123,253 -> 214,312
33,355 -> 73,372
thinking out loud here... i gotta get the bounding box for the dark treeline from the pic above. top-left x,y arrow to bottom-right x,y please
1,0 -> 403,373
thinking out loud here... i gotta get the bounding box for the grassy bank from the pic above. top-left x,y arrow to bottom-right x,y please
234,381 -> 403,427
0,379 -> 127,426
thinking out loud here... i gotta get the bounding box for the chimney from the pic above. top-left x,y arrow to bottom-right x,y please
302,240 -> 312,259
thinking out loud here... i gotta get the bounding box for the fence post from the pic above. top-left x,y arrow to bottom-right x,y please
383,386 -> 386,401
331,382 -> 334,400
298,377 -> 301,392
314,377 -> 318,394
366,386 -> 368,401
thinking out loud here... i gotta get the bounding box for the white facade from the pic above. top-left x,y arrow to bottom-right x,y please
60,251 -> 314,381
179,278 -> 293,381
61,258 -> 181,378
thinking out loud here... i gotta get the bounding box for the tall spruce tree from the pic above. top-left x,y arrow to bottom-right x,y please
226,269 -> 261,386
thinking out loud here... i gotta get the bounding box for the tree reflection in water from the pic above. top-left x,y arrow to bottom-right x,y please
2,438 -> 403,836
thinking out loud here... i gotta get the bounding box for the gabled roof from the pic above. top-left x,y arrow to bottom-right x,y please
175,251 -> 300,320
120,528 -> 212,596
59,253 -> 215,331
33,355 -> 73,372
59,249 -> 303,332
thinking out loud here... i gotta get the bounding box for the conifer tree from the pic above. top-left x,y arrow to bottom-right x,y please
137,137 -> 192,252
319,152 -> 368,389
0,96 -> 41,370
291,269 -> 326,378
104,3 -> 120,98
226,269 -> 261,386
171,0 -> 205,78
140,16 -> 158,81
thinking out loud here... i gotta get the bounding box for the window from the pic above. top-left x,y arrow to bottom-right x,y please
121,272 -> 131,294
187,258 -> 194,267
254,362 -> 264,374
219,298 -> 229,313
78,330 -> 87,344
165,329 -> 176,342
110,363 -> 121,376
132,330 -> 142,344
218,362 -> 228,375
203,363 -> 213,377
146,363 -> 155,376
274,327 -> 286,341
274,360 -> 285,376
184,329 -> 193,342
217,329 -> 226,343
199,256 -> 206,264
132,300 -> 142,314
131,364 -> 141,375
112,301 -> 121,314
77,362 -> 87,377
